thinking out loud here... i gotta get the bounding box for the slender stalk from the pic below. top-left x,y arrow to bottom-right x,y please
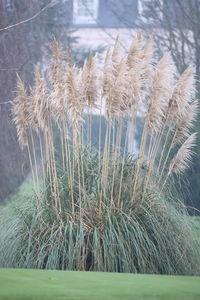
63,124 -> 75,216
111,117 -> 122,203
48,119 -> 61,219
60,121 -> 66,171
156,126 -> 172,174
89,106 -> 92,148
98,97 -> 103,198
38,131 -> 46,204
30,129 -> 40,194
27,138 -> 39,206
131,114 -> 148,203
118,121 -> 129,209
158,133 -> 176,185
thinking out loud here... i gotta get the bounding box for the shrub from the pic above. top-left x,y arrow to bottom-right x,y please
1,35 -> 199,274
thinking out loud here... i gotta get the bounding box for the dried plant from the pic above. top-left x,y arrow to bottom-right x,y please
12,75 -> 29,148
168,133 -> 197,176
9,36 -> 200,274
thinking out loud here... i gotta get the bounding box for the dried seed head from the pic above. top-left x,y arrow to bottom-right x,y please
12,74 -> 29,148
168,133 -> 196,176
66,65 -> 84,134
148,53 -> 175,132
173,100 -> 198,144
127,32 -> 143,69
167,66 -> 196,123
81,53 -> 99,108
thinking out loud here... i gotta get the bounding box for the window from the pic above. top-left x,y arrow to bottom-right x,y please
73,0 -> 99,24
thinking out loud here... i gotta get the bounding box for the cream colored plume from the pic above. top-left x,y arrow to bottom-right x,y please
125,36 -> 154,112
148,52 -> 175,132
173,100 -> 198,144
168,132 -> 196,176
48,39 -> 64,86
81,53 -> 99,108
66,65 -> 84,134
29,68 -> 49,131
127,32 -> 143,69
47,41 -> 68,121
12,75 -> 29,148
102,48 -> 114,98
102,39 -> 127,121
107,57 -> 128,119
167,66 -> 196,123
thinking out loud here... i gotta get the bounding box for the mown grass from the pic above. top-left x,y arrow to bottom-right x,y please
0,268 -> 200,300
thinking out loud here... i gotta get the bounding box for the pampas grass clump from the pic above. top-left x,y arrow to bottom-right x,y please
0,35 -> 200,274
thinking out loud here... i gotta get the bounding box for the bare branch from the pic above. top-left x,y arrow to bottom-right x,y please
0,0 -> 59,33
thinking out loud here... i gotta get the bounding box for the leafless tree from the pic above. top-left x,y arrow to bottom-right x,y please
105,0 -> 200,80
138,0 -> 200,79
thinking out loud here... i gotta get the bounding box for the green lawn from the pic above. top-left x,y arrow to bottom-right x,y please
0,269 -> 200,300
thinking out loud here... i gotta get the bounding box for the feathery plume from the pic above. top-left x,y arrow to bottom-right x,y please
167,66 -> 196,123
30,68 -> 49,131
111,35 -> 121,77
127,32 -> 143,69
12,74 -> 29,148
48,39 -> 64,86
81,53 -> 99,108
102,48 -> 114,98
124,36 -> 154,112
148,52 -> 175,132
102,47 -> 117,121
48,40 -> 68,120
66,65 -> 84,134
173,100 -> 198,144
108,57 -> 128,119
168,133 -> 196,176
140,37 -> 154,90
103,46 -> 128,120
49,77 -> 67,121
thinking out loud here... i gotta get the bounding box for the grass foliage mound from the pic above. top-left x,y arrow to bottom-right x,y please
0,148 -> 199,274
0,35 -> 200,275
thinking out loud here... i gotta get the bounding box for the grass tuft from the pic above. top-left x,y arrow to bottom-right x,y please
1,35 -> 199,274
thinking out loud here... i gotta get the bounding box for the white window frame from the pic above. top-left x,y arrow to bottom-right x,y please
73,0 -> 99,25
